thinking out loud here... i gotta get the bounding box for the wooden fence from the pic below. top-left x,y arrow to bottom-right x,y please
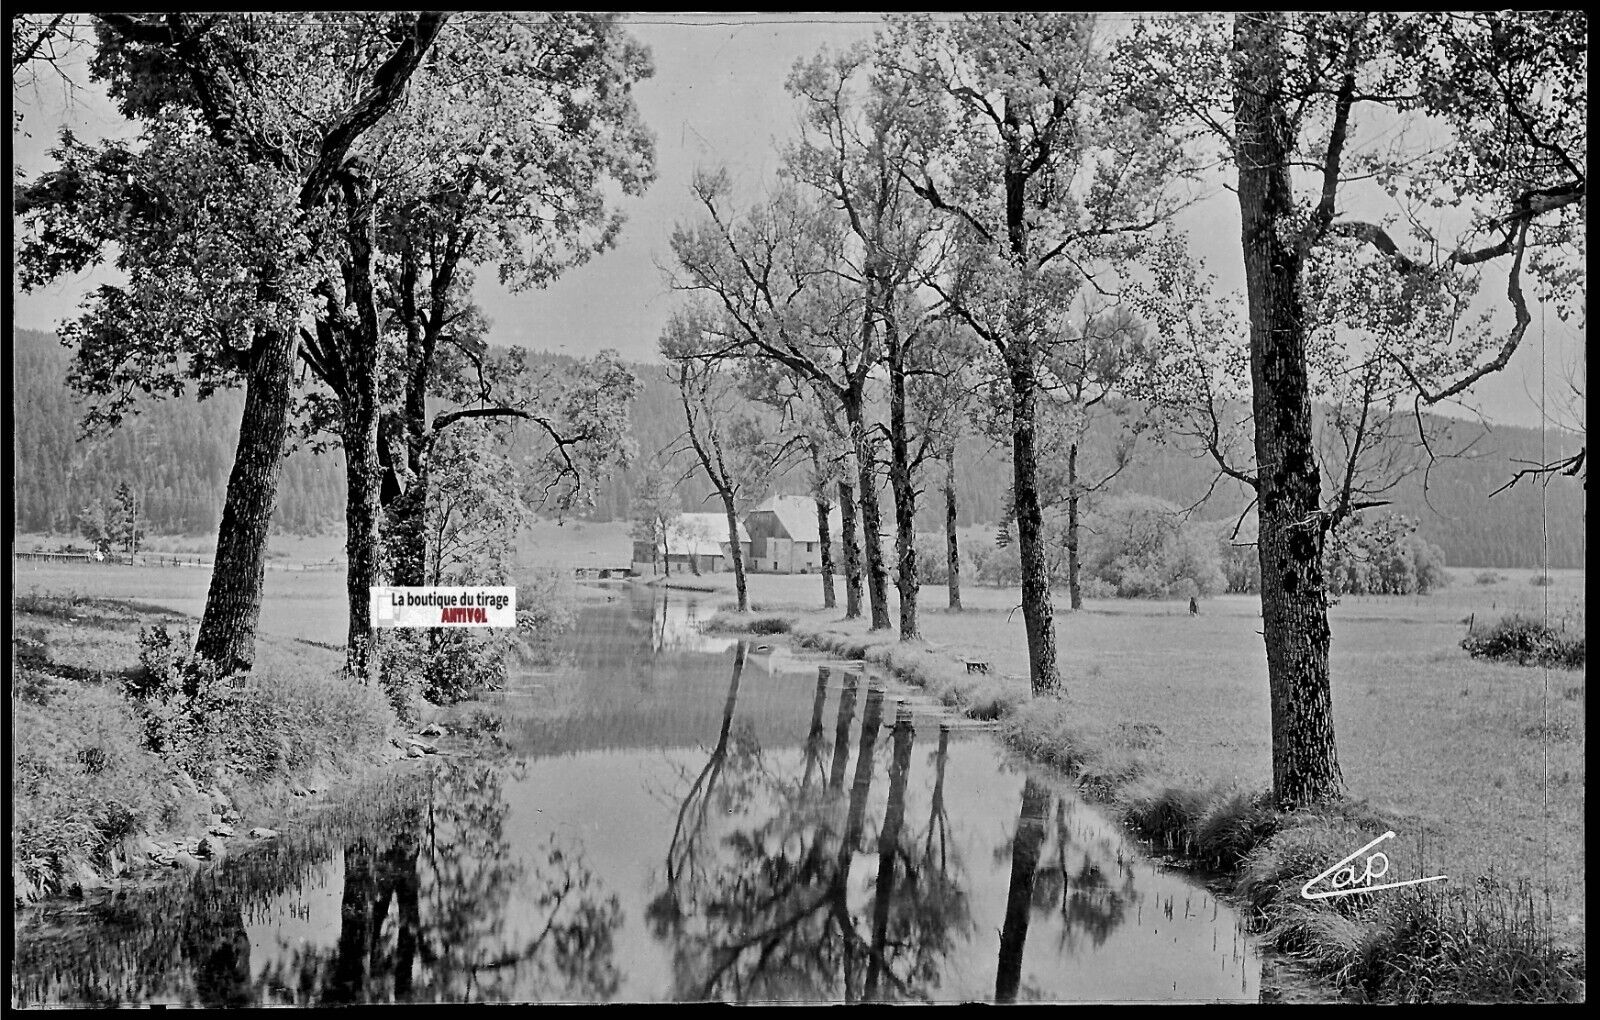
11,551 -> 356,571
13,550 -> 210,568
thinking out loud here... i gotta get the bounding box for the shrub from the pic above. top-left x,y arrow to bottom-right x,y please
124,626 -> 234,773
703,611 -> 792,635
382,630 -> 499,715
376,633 -> 430,723
1529,573 -> 1555,587
1081,493 -> 1226,598
377,568 -> 578,714
1461,614 -> 1584,669
128,625 -> 393,781
1474,570 -> 1506,586
243,663 -> 392,774
515,569 -> 578,664
14,663 -> 62,706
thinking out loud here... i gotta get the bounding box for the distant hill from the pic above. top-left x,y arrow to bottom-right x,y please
12,328 -> 346,537
10,328 -> 1586,568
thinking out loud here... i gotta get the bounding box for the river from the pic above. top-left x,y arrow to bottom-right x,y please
12,587 -> 1260,1005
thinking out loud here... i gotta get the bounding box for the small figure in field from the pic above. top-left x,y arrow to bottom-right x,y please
1189,596 -> 1199,616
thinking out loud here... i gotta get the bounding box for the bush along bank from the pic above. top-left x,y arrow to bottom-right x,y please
10,594 -> 452,907
701,605 -> 794,636
1460,613 -> 1585,670
786,618 -> 1584,1003
789,624 -> 1031,721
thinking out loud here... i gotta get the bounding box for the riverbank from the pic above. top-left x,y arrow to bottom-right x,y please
694,582 -> 1585,1004
10,590 -> 491,908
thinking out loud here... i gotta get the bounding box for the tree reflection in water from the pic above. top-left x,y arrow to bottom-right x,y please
995,776 -> 1053,1003
649,659 -> 976,1003
991,786 -> 1141,1002
1039,798 -> 1137,955
255,759 -> 623,1004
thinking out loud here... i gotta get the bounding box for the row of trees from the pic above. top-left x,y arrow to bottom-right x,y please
15,13 -> 1583,808
1324,513 -> 1450,598
649,12 -> 1583,808
16,14 -> 657,706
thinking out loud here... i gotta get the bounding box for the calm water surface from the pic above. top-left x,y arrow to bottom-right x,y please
13,589 -> 1260,1005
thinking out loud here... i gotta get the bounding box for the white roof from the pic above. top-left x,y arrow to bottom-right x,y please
667,512 -> 749,557
748,494 -> 841,544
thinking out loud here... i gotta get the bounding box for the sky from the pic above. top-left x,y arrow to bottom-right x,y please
10,12 -> 1583,430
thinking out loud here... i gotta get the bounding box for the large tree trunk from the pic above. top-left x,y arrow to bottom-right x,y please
1000,94 -> 1062,696
810,442 -> 837,610
844,396 -> 892,630
194,325 -> 296,674
384,249 -> 432,590
1235,13 -> 1343,808
386,455 -> 427,588
1066,442 -> 1083,611
340,183 -> 385,688
944,446 -> 962,611
886,333 -> 920,640
1009,355 -> 1062,695
721,494 -> 749,612
341,400 -> 384,687
837,479 -> 864,619
815,493 -> 837,610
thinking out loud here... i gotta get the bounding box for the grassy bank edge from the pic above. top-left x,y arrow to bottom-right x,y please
11,594 -> 502,909
782,618 -> 1583,1004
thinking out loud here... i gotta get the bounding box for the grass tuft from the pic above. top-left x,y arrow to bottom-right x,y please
1192,790 -> 1280,870
1121,782 -> 1217,854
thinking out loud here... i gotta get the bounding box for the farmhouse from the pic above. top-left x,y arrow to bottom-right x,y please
743,494 -> 842,574
631,512 -> 752,575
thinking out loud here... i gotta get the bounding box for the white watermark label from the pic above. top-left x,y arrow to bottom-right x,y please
370,586 -> 517,629
1301,830 -> 1449,900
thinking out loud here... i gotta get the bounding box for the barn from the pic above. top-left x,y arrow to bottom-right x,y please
743,494 -> 842,574
631,512 -> 752,575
